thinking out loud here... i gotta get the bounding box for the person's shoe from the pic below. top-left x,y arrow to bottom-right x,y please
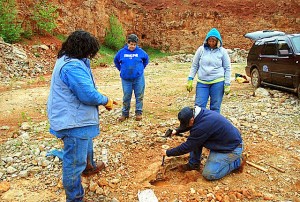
135,114 -> 142,121
118,115 -> 128,122
178,163 -> 200,172
82,161 -> 105,177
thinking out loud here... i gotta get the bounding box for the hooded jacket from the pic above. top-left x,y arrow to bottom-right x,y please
188,28 -> 231,85
114,44 -> 149,80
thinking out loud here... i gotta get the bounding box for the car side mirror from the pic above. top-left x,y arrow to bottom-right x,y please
279,49 -> 292,55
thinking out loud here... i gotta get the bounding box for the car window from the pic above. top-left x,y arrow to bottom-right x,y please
291,36 -> 300,53
261,42 -> 277,55
278,40 -> 292,54
278,41 -> 290,51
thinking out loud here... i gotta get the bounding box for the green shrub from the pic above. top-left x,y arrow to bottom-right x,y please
56,34 -> 67,42
31,0 -> 58,35
21,21 -> 33,39
104,15 -> 126,50
0,0 -> 23,43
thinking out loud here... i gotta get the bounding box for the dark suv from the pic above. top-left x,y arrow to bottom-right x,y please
244,31 -> 300,97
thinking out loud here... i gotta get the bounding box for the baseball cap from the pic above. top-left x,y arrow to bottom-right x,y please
178,107 -> 194,131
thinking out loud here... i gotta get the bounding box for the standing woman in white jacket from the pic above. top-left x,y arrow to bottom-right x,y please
186,28 -> 231,113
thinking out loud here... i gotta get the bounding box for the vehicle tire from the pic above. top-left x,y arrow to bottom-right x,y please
250,68 -> 261,88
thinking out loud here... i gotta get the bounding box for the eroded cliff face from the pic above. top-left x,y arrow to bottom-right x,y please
17,0 -> 300,52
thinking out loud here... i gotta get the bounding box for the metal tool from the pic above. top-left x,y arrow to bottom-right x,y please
155,155 -> 167,181
164,129 -> 184,138
156,163 -> 165,181
161,156 -> 165,166
164,129 -> 173,137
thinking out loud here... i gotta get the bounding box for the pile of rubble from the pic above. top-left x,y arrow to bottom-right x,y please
162,48 -> 248,63
0,37 -> 248,85
0,38 -> 54,84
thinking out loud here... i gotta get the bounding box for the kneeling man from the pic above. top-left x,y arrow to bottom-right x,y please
162,106 -> 243,180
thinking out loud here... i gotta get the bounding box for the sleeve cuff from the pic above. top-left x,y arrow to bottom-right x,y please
166,149 -> 171,157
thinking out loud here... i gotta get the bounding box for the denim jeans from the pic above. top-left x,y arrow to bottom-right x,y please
62,135 -> 95,202
195,81 -> 224,113
121,75 -> 145,116
200,144 -> 243,180
189,146 -> 203,165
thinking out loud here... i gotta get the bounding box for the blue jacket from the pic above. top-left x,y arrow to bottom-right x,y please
47,55 -> 108,131
188,28 -> 231,85
166,108 -> 242,157
114,45 -> 149,79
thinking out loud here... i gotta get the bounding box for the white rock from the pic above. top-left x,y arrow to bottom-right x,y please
254,88 -> 270,97
7,166 -> 17,174
0,126 -> 10,130
19,170 -> 28,178
20,122 -> 31,131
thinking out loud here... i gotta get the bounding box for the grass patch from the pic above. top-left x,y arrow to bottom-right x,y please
143,46 -> 171,60
56,34 -> 67,42
93,45 -> 117,66
94,45 -> 171,66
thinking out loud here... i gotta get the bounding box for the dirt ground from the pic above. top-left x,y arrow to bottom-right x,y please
0,59 -> 299,202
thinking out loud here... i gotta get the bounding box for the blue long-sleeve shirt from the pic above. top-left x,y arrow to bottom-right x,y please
114,45 -> 149,79
59,59 -> 108,106
166,108 -> 242,157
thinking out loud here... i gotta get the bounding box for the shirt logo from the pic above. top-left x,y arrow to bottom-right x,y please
124,54 -> 138,59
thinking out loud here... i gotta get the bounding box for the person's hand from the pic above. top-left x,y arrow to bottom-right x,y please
161,149 -> 167,156
171,129 -> 177,136
186,80 -> 193,92
224,85 -> 231,95
105,99 -> 118,111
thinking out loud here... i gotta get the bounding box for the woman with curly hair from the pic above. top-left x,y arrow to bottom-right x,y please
47,30 -> 116,201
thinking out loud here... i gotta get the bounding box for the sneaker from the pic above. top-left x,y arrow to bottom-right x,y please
178,163 -> 200,172
82,161 -> 105,177
135,114 -> 142,121
118,115 -> 128,122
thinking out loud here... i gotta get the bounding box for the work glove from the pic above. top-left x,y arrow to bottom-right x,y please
104,99 -> 118,111
186,80 -> 193,92
224,85 -> 231,95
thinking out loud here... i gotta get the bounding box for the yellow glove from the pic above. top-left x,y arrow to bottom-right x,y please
186,80 -> 193,92
224,85 -> 231,95
104,99 -> 118,111
236,77 -> 246,84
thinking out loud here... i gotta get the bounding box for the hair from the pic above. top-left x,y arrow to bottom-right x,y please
58,30 -> 100,59
127,34 -> 138,43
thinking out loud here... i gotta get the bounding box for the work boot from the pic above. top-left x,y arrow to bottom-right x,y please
135,114 -> 142,121
82,161 -> 105,177
118,115 -> 128,122
178,163 -> 200,172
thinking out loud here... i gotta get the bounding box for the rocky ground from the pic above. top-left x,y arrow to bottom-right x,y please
0,50 -> 299,202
